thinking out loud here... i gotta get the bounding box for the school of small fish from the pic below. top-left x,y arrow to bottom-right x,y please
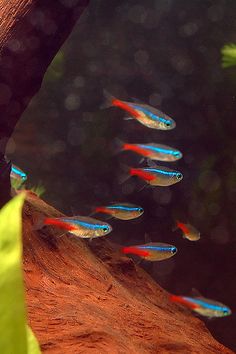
10,91 -> 231,319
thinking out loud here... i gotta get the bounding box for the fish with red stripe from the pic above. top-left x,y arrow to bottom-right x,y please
116,140 -> 182,162
102,90 -> 176,130
170,294 -> 231,318
36,215 -> 112,239
122,242 -> 177,261
174,221 -> 200,241
94,203 -> 144,220
122,165 -> 183,186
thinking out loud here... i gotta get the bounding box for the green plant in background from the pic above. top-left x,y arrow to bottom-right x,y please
45,50 -> 64,82
221,44 -> 236,68
0,193 -> 41,354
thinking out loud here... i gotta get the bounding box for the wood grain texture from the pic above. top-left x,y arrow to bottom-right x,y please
23,192 -> 233,354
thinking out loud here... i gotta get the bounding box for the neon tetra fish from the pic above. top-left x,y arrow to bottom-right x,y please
10,164 -> 27,189
94,203 -> 144,220
174,221 -> 200,241
40,215 -> 112,239
122,242 -> 177,261
11,164 -> 27,182
119,142 -> 182,162
126,166 -> 183,186
170,294 -> 231,318
102,91 -> 176,130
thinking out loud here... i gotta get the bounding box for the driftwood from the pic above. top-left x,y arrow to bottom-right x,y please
0,0 -> 89,206
23,192 -> 233,354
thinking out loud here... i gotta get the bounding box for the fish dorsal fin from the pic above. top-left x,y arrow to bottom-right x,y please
146,160 -> 173,172
131,97 -> 146,104
190,288 -> 203,298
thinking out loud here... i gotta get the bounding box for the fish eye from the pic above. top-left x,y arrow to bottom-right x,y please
103,226 -> 108,232
165,121 -> 171,127
171,247 -> 177,254
139,207 -> 144,213
223,309 -> 230,315
174,151 -> 181,158
176,173 -> 182,180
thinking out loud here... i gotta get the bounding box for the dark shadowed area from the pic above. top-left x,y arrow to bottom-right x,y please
9,0 -> 236,351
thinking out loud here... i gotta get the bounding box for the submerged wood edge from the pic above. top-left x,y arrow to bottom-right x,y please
22,192 -> 234,354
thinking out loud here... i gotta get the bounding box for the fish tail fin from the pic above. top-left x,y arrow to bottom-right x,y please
112,138 -> 126,155
32,213 -> 46,231
172,220 -> 180,232
100,89 -> 116,109
118,164 -> 132,184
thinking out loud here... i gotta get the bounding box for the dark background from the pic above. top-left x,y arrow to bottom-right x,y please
9,0 -> 236,350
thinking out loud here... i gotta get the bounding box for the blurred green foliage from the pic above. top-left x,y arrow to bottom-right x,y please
221,44 -> 236,68
45,51 -> 64,82
0,194 -> 41,354
29,184 -> 46,197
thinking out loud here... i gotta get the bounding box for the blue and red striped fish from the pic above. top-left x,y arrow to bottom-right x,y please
170,294 -> 231,318
94,203 -> 144,220
122,242 -> 177,261
118,141 -> 182,162
40,215 -> 112,239
102,91 -> 176,130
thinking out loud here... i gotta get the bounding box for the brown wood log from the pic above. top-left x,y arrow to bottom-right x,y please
23,192 -> 233,354
0,0 -> 89,205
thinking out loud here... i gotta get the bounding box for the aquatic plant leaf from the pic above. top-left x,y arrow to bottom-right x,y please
27,326 -> 41,354
0,193 -> 41,354
221,44 -> 236,68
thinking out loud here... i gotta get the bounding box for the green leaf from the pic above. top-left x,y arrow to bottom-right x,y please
221,43 -> 236,68
0,193 -> 41,354
27,326 -> 41,354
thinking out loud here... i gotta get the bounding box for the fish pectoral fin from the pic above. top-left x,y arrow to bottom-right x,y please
147,158 -> 158,168
139,157 -> 145,164
137,184 -> 147,192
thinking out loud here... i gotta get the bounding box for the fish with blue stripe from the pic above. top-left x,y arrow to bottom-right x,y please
122,242 -> 177,261
94,203 -> 144,220
41,215 -> 112,239
102,91 -> 176,130
117,141 -> 182,162
10,164 -> 27,189
170,294 -> 231,318
123,165 -> 183,186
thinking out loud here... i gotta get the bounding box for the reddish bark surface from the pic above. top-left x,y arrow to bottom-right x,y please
23,192 -> 233,354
